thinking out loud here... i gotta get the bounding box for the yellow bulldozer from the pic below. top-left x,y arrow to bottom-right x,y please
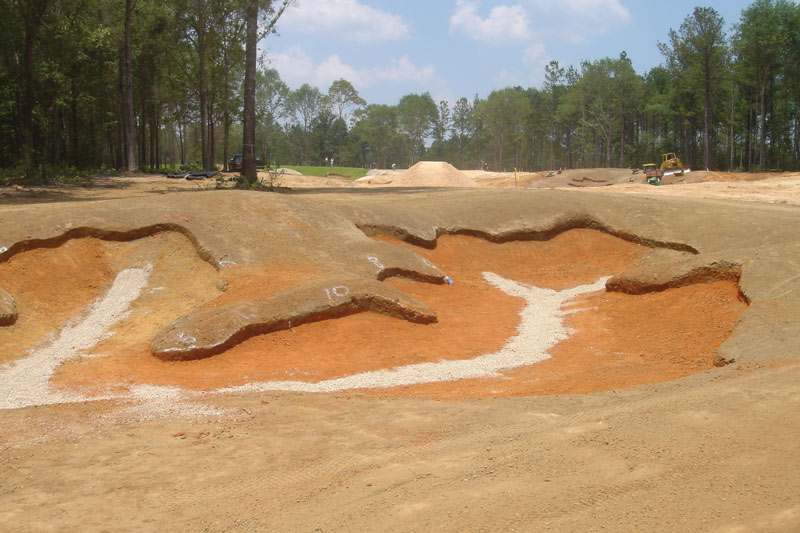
642,153 -> 691,185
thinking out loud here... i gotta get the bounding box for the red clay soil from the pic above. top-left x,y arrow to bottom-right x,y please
42,229 -> 747,398
388,280 -> 746,398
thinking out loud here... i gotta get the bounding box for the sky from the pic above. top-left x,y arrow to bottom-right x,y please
261,0 -> 755,106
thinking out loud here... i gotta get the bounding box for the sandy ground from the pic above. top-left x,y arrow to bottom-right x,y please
574,174 -> 800,206
1,169 -> 799,531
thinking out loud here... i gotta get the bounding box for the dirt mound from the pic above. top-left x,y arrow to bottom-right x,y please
385,161 -> 476,188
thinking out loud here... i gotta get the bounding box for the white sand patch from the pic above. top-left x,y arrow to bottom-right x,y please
214,272 -> 608,394
0,266 -> 151,409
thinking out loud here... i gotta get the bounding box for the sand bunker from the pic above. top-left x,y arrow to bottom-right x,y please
0,228 -> 746,407
379,161 -> 477,188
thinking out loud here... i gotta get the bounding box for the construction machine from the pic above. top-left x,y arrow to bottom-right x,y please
660,152 -> 690,177
641,153 -> 691,185
642,163 -> 662,185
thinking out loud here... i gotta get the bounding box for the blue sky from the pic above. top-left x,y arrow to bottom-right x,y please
262,0 -> 754,106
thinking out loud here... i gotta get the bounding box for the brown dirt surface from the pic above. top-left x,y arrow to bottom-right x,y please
585,173 -> 800,206
1,173 -> 799,531
466,167 -> 800,205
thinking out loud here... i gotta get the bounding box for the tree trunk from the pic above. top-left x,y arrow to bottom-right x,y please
223,115 -> 230,172
703,55 -> 712,171
223,65 -> 230,171
759,80 -> 767,172
124,0 -> 137,171
71,80 -> 79,167
198,28 -> 209,170
565,124 -> 572,169
497,134 -> 504,171
794,96 -> 799,167
22,2 -> 47,180
242,0 -> 258,184
155,106 -> 161,169
619,103 -> 625,167
178,116 -> 185,164
138,88 -> 146,168
747,101 -> 753,171
208,95 -> 215,170
729,83 -> 735,171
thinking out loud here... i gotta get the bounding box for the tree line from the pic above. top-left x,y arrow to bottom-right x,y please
1,0 -> 798,181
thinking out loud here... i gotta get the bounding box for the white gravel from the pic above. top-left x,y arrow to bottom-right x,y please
0,265 -> 151,409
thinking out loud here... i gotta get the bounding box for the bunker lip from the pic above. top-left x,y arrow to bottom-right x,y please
356,217 -> 700,254
0,223 -> 217,267
209,274 -> 611,394
607,260 -> 749,303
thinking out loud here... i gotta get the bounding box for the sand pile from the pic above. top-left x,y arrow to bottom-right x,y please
386,161 -> 476,188
272,168 -> 302,175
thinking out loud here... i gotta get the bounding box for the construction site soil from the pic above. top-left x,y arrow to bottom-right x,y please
1,167 -> 799,531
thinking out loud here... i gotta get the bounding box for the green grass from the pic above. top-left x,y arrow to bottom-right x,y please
277,166 -> 368,180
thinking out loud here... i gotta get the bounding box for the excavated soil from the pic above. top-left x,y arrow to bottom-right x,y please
39,230 -> 746,399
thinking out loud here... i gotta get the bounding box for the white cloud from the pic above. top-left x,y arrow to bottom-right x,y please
523,0 -> 631,43
450,1 -> 530,44
281,0 -> 411,42
372,57 -> 437,85
314,55 -> 368,87
522,43 -> 546,65
266,46 -> 440,95
449,0 -> 630,47
266,45 -> 315,86
551,0 -> 631,21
